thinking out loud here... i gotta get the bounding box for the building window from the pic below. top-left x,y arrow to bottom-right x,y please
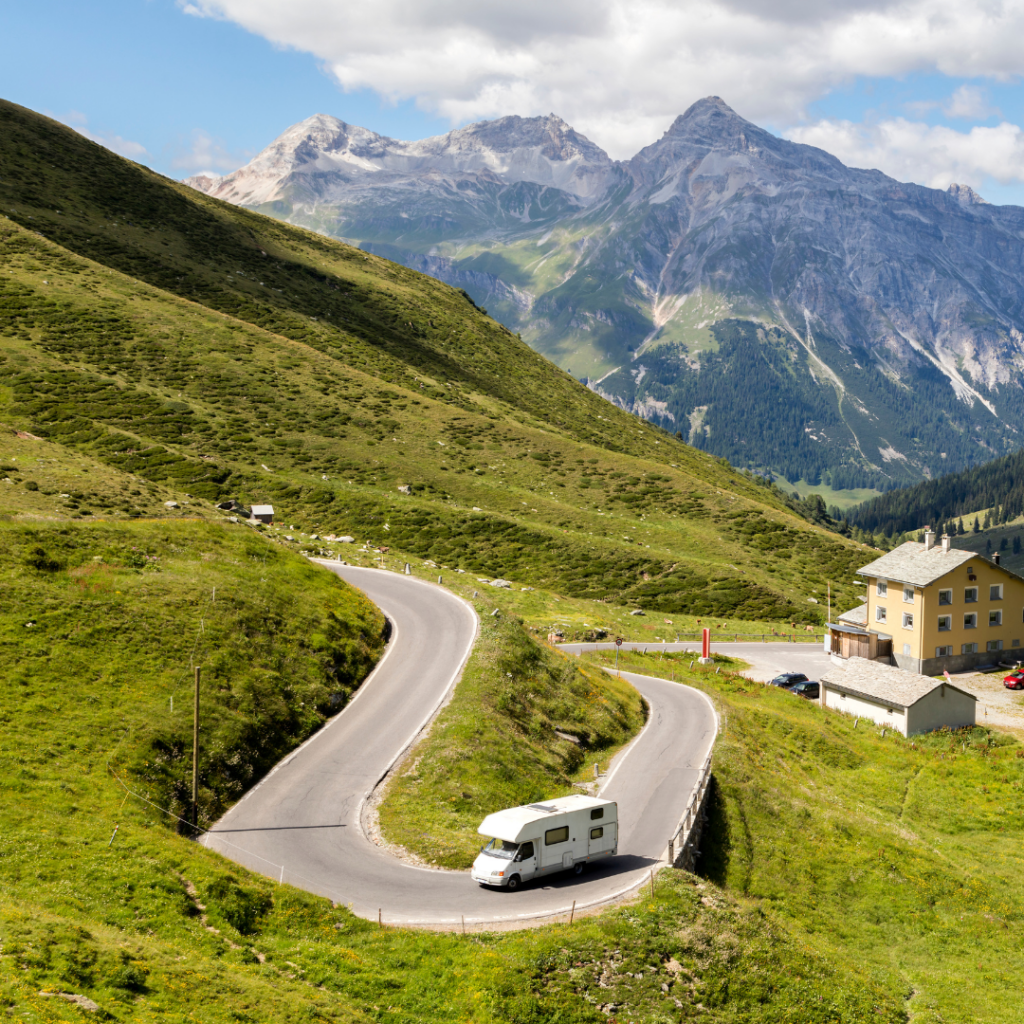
964,613 -> 977,629
1014,639 -> 1022,649
965,587 -> 978,603
938,589 -> 953,606
876,606 -> 887,623
935,645 -> 953,657
987,639 -> 1004,653
990,584 -> 1003,601
990,610 -> 1003,627
962,642 -> 978,655
903,586 -> 914,603
903,612 -> 914,629
902,643 -> 912,656
876,580 -> 887,597
938,615 -> 952,632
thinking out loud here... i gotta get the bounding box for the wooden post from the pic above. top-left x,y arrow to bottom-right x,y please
192,666 -> 200,829
650,870 -> 655,897
569,900 -> 576,924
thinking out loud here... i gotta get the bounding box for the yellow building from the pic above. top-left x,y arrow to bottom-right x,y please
830,528 -> 1024,675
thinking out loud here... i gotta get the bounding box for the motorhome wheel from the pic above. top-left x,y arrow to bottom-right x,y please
505,874 -> 521,890
573,862 -> 584,876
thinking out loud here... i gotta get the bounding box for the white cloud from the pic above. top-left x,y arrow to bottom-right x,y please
786,117 -> 1024,190
942,84 -> 1000,120
170,129 -> 246,176
177,0 -> 1024,158
58,110 -> 148,160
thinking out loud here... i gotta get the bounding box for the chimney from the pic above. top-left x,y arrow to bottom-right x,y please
994,553 -> 1001,566
924,527 -> 935,551
941,533 -> 951,553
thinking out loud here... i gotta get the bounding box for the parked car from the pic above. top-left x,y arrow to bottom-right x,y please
789,680 -> 820,700
768,672 -> 808,688
1004,670 -> 1024,690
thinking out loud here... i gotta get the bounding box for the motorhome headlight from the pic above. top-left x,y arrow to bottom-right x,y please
491,870 -> 504,877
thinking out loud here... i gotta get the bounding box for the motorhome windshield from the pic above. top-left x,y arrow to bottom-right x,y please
482,838 -> 519,859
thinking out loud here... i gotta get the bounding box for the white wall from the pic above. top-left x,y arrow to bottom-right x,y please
907,684 -> 976,735
823,686 -> 908,736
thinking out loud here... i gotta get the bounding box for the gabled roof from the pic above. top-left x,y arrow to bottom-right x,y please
821,659 -> 976,709
838,603 -> 867,626
251,504 -> 275,515
857,541 -> 976,587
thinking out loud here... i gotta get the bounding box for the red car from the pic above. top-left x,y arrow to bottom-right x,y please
1004,670 -> 1024,690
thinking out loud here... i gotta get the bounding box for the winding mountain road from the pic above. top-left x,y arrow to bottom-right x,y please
203,566 -> 717,927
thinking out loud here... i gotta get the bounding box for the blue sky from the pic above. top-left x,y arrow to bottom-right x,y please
4,0 -> 1024,205
0,0 -> 451,175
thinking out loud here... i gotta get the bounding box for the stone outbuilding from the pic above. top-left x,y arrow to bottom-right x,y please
820,659 -> 976,737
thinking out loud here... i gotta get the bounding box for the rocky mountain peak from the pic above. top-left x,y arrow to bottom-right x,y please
948,182 -> 989,206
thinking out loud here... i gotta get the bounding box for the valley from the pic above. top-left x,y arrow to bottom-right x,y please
3,93 -> 1024,1024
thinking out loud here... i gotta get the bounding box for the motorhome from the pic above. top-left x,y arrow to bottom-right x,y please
471,794 -> 618,890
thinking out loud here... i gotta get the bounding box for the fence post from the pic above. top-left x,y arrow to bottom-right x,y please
668,838 -> 674,864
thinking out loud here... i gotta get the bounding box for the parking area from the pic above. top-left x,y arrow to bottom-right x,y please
563,640 -> 833,684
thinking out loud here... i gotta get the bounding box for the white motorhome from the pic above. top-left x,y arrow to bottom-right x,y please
471,794 -> 618,890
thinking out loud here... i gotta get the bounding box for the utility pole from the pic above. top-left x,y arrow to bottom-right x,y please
192,666 -> 200,830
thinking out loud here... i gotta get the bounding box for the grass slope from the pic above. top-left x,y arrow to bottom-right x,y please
0,96 -> 870,623
588,648 -> 1024,1023
378,609 -> 645,868
0,539 -> 908,1023
9,591 -> 1019,1022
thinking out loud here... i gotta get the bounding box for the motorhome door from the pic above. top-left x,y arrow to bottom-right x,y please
588,821 -> 616,856
515,840 -> 537,879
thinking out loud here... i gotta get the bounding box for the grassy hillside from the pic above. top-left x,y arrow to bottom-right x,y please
5,598 -> 1019,1022
0,519 -> 898,1024
0,520 -> 386,829
587,649 -> 1024,1023
0,97 -> 870,623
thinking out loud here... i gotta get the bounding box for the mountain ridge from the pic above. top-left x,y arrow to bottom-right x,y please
186,98 -> 1024,492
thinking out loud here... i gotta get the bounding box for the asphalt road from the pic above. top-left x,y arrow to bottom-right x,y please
561,640 -> 835,683
203,565 -> 718,927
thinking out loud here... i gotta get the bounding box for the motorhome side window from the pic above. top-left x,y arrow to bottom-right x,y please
545,826 -> 569,846
590,827 -> 604,840
518,842 -> 534,859
590,808 -> 604,820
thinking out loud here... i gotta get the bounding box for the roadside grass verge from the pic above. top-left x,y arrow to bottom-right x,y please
0,520 -> 385,830
585,648 -> 1024,1022
377,611 -> 646,869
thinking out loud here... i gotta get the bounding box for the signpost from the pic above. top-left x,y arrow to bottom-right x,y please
615,637 -> 623,677
698,627 -> 713,665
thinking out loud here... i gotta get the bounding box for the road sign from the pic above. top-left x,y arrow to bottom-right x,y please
615,638 -> 623,647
